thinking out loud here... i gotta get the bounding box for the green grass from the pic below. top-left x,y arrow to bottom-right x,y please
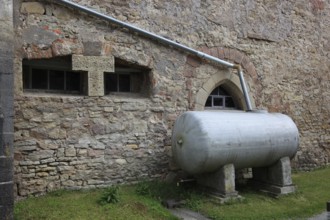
14,186 -> 178,220
14,167 -> 330,220
187,167 -> 330,220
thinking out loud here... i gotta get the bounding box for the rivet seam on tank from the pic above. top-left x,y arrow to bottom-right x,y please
177,138 -> 183,147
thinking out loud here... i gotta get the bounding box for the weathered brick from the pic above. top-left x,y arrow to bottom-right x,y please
209,47 -> 219,58
244,63 -> 258,81
186,55 -> 202,67
240,55 -> 252,69
223,48 -> 230,59
217,47 -> 225,59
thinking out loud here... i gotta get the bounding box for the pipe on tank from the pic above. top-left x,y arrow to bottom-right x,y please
53,0 -> 253,111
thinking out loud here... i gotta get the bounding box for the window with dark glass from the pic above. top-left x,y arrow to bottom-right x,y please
205,86 -> 237,109
104,58 -> 150,96
22,57 -> 86,95
105,73 -> 131,92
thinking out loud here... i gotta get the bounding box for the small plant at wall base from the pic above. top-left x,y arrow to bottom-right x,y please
135,180 -> 189,201
98,186 -> 120,205
135,181 -> 151,196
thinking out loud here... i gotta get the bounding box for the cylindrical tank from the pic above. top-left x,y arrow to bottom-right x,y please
172,111 -> 299,175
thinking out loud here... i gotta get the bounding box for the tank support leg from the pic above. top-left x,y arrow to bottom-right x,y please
196,163 -> 238,198
252,157 -> 295,196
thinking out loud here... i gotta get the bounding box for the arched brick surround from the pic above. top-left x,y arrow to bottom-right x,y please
184,47 -> 260,110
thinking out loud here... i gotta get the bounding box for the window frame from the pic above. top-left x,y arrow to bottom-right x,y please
104,71 -> 132,93
104,66 -> 150,96
22,58 -> 87,95
206,95 -> 234,108
205,86 -> 237,109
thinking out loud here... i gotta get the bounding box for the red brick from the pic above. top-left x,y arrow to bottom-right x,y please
199,46 -> 210,55
223,48 -> 230,59
24,44 -> 53,59
241,55 -> 252,69
210,47 -> 219,58
217,47 -> 225,59
311,0 -> 325,11
186,54 -> 202,67
233,50 -> 244,64
228,49 -> 236,61
245,63 -> 258,80
52,38 -> 83,56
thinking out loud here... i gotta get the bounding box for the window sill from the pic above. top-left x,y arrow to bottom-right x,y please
22,91 -> 86,98
105,92 -> 149,99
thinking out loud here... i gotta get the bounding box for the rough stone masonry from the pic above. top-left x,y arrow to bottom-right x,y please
12,0 -> 330,198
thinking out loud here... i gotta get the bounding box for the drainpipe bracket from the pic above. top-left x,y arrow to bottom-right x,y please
233,64 -> 241,71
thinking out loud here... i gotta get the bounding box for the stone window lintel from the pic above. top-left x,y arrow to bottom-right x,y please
72,55 -> 114,96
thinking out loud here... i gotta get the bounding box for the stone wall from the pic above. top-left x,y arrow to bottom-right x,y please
13,0 -> 330,198
14,95 -> 174,196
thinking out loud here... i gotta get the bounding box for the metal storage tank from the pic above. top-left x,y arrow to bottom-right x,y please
172,111 -> 299,175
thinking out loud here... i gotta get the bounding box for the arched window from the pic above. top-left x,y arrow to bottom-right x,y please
205,85 -> 237,109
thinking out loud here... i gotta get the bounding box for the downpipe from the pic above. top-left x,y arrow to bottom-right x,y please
54,0 -> 253,111
236,65 -> 253,111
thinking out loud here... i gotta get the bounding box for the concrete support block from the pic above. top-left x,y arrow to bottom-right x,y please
196,164 -> 237,197
72,55 -> 114,96
253,157 -> 295,196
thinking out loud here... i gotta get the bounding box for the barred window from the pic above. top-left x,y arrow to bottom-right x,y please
22,57 -> 87,95
104,58 -> 150,96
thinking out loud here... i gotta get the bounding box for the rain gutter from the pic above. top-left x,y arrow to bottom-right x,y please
54,0 -> 253,111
